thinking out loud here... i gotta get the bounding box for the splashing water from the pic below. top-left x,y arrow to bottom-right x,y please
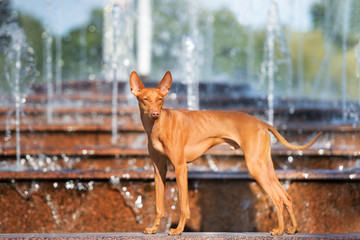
260,1 -> 293,127
206,155 -> 219,171
44,0 -> 54,124
312,1 -> 343,98
46,193 -> 61,225
182,1 -> 203,111
110,176 -> 144,224
165,187 -> 178,232
11,180 -> 40,199
183,36 -> 200,110
0,22 -> 36,169
356,38 -> 360,107
341,0 -> 351,122
111,3 -> 121,144
55,1 -> 63,96
103,0 -> 135,144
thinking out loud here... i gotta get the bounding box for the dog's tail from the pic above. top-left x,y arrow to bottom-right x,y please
267,124 -> 322,150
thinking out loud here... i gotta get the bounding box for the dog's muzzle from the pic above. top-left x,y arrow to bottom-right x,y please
151,111 -> 160,119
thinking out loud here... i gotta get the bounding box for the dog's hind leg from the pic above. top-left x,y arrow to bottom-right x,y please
244,132 -> 296,235
284,189 -> 297,234
248,154 -> 297,235
252,164 -> 285,235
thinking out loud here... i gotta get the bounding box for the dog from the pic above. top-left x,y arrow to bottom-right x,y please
129,71 -> 322,235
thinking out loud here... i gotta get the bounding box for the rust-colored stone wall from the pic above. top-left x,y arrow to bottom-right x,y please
0,179 -> 359,233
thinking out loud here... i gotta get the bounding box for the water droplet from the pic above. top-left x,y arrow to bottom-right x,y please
89,74 -> 95,80
38,160 -> 44,167
289,106 -> 295,114
349,174 -> 357,179
77,183 -> 87,191
41,32 -> 48,38
14,43 -> 21,51
339,165 -> 344,171
122,173 -> 130,179
302,173 -> 309,179
110,176 -> 120,185
288,156 -> 294,163
88,181 -> 94,191
27,47 -> 34,54
111,62 -> 118,69
185,37 -> 195,51
15,61 -> 21,69
105,4 -> 112,13
135,196 -> 143,208
66,180 -> 75,190
136,216 -> 143,224
318,149 -> 324,155
123,58 -> 130,66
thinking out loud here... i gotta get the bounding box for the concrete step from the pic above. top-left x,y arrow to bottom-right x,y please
0,232 -> 359,240
0,169 -> 359,181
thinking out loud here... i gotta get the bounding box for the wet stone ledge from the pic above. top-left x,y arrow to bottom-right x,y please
0,232 -> 359,240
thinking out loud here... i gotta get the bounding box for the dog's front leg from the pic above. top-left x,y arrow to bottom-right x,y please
168,162 -> 190,235
144,152 -> 167,234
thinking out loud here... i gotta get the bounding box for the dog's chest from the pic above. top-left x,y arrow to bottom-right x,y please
149,130 -> 165,154
151,139 -> 164,153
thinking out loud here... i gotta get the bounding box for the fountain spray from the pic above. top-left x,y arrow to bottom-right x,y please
341,0 -> 351,122
1,22 -> 36,169
183,1 -> 202,111
260,1 -> 293,127
44,0 -> 54,124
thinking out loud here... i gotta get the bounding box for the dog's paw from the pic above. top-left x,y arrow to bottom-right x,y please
168,228 -> 183,235
286,226 -> 297,234
270,228 -> 284,236
144,227 -> 157,234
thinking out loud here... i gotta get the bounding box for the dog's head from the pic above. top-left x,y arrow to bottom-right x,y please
130,71 -> 172,120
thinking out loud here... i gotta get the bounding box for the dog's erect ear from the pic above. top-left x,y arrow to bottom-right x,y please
130,71 -> 145,96
158,71 -> 172,96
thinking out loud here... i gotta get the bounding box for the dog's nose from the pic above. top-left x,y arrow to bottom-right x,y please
151,111 -> 160,119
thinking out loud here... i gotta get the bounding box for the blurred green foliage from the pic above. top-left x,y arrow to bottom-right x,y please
1,0 -> 359,100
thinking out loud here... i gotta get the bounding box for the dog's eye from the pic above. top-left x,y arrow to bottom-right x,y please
158,97 -> 162,101
143,98 -> 148,101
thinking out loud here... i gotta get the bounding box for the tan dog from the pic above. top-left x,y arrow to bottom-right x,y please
129,71 -> 322,235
